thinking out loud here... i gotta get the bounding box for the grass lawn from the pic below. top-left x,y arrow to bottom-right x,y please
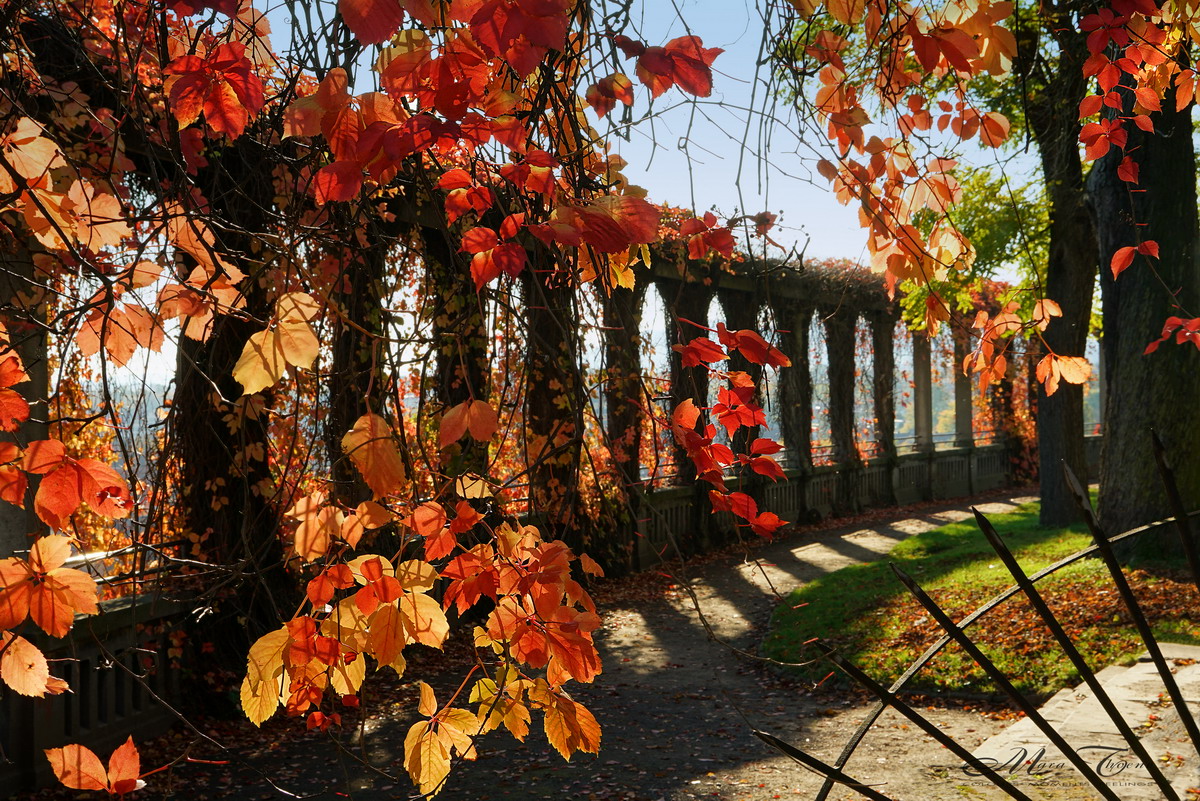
761,497 -> 1200,699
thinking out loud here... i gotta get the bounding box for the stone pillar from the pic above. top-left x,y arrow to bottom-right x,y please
774,304 -> 813,472
658,277 -> 714,484
953,326 -> 975,449
870,312 -> 897,462
913,332 -> 934,453
719,287 -> 763,456
824,312 -> 858,465
601,280 -> 648,573
825,310 -> 860,514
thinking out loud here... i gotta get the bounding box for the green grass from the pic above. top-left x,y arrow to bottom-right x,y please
762,496 -> 1200,699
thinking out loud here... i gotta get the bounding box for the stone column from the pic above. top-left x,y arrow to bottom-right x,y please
774,303 -> 813,472
913,332 -> 934,454
824,310 -> 860,514
953,326 -> 975,449
870,312 -> 897,462
658,277 -> 714,484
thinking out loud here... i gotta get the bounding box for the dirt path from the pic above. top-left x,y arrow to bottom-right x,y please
42,492 -> 1044,801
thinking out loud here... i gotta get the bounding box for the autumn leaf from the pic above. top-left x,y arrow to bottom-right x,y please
341,413 -> 406,497
240,625 -> 290,725
233,294 -> 320,394
286,491 -> 343,561
1036,353 -> 1092,396
530,682 -> 601,761
0,355 -> 30,433
45,736 -> 144,795
0,534 -> 99,637
439,400 -> 499,449
0,631 -> 68,697
403,682 -> 479,797
164,42 -> 265,139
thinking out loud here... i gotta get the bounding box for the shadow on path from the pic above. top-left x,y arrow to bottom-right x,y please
97,492 -> 1038,801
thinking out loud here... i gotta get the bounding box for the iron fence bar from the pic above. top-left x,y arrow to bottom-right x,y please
889,563 -> 1124,801
972,508 -> 1181,799
751,729 -> 898,801
1063,465 -> 1200,757
1151,430 -> 1200,595
812,518 -> 1184,801
813,640 -> 1037,801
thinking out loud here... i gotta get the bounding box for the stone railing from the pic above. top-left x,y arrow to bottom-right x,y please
633,435 -> 1102,567
0,593 -> 182,791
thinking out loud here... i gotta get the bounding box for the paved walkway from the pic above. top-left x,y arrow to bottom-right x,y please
136,492 -> 1044,801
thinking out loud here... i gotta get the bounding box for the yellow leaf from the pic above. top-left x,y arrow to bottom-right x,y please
277,318 -> 319,369
341,413 -> 406,497
240,625 -> 290,726
233,329 -> 285,395
277,291 -> 321,322
404,720 -> 451,797
395,559 -> 438,592
417,680 -> 437,716
399,591 -> 449,649
826,0 -> 864,24
1057,355 -> 1092,385
328,650 -> 366,695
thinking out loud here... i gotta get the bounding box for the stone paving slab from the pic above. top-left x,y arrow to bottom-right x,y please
973,645 -> 1200,800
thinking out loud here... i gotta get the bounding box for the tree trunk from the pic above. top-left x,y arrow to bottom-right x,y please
0,234 -> 48,555
1022,18 -> 1098,527
325,222 -> 395,507
599,280 -> 647,573
170,137 -> 291,690
425,226 -> 491,480
522,259 -> 585,552
1088,90 -> 1200,539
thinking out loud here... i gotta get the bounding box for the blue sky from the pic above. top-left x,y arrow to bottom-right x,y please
602,0 -> 867,261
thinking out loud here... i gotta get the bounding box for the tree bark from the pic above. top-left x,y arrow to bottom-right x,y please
170,137 -> 291,684
425,226 -> 491,480
522,259 -> 585,552
599,280 -> 647,573
1088,89 -> 1200,538
1022,15 -> 1098,527
325,220 -> 396,507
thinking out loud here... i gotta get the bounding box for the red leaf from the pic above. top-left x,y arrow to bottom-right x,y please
1110,246 -> 1136,278
339,0 -> 407,45
313,160 -> 363,204
1137,240 -> 1160,258
1117,156 -> 1139,184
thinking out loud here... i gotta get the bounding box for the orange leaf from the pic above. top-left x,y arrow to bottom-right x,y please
106,737 -> 142,796
313,160 -> 363,204
45,744 -> 109,792
439,400 -> 498,449
342,413 -> 406,497
0,632 -> 52,696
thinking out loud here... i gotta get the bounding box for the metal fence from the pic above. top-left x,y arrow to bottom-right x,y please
753,435 -> 1197,800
